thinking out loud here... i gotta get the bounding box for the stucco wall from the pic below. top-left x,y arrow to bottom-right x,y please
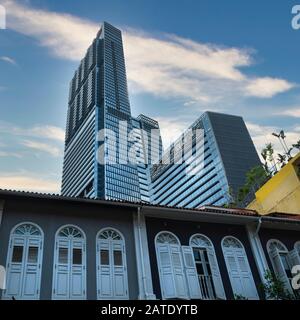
145,217 -> 263,300
0,197 -> 139,300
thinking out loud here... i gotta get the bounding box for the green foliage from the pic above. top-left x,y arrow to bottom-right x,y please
260,270 -> 295,300
237,165 -> 269,205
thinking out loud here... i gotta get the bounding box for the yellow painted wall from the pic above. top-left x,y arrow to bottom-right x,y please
247,152 -> 300,215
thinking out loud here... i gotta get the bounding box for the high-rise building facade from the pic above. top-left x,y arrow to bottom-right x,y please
131,114 -> 163,202
62,22 -> 162,202
150,111 -> 261,208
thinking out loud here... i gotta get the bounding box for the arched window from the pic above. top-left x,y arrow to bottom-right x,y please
155,232 -> 190,299
52,225 -> 86,300
156,232 -> 179,244
96,228 -> 128,300
4,223 -> 43,300
222,236 -> 258,300
267,239 -> 298,296
189,234 -> 225,300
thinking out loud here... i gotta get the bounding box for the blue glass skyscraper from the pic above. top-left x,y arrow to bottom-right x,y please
150,112 -> 261,208
62,22 -> 162,201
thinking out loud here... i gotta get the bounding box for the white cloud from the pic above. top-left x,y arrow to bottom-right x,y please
3,0 -> 97,61
29,125 -> 65,141
0,122 -> 65,141
3,0 -> 295,103
21,139 -> 61,157
0,173 -> 60,193
155,116 -> 190,148
245,77 -> 295,98
276,108 -> 300,118
0,151 -> 22,158
0,56 -> 16,65
246,122 -> 300,159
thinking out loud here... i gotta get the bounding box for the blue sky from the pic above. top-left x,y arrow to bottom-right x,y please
0,0 -> 300,193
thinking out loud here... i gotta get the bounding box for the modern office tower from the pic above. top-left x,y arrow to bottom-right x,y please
150,111 -> 261,208
61,22 -> 142,201
132,115 -> 163,202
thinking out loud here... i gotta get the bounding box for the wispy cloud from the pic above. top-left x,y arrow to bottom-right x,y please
0,56 -> 17,65
3,0 -> 295,103
244,77 -> 294,98
155,116 -> 190,148
0,173 -> 60,193
275,107 -> 300,118
0,122 -> 65,142
21,139 -> 61,157
0,151 -> 22,158
246,122 -> 300,159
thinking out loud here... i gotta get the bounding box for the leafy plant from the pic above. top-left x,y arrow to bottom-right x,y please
292,140 -> 300,150
260,270 -> 295,300
237,165 -> 270,205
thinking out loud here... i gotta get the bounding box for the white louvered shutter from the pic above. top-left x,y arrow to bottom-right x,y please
206,246 -> 226,300
156,244 -> 177,299
181,246 -> 202,299
170,245 -> 188,299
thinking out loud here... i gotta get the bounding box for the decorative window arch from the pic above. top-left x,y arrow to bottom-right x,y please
13,223 -> 42,236
4,222 -> 44,300
222,236 -> 243,249
221,236 -> 258,300
267,239 -> 288,253
266,239 -> 298,296
189,234 -> 225,300
155,231 -> 180,245
96,228 -> 128,300
190,234 -> 212,248
58,226 -> 84,238
52,225 -> 86,300
98,228 -> 123,241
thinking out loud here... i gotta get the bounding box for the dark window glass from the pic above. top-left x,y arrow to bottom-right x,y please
73,248 -> 82,265
206,262 -> 212,276
58,247 -> 68,264
100,249 -> 109,265
113,250 -> 122,266
28,247 -> 38,263
196,263 -> 204,275
12,246 -> 23,263
204,250 -> 209,263
193,249 -> 201,262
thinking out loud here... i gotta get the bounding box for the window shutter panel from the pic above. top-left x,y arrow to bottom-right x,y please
112,241 -> 128,299
181,246 -> 202,299
156,244 -> 177,299
269,247 -> 293,295
4,237 -> 26,299
223,248 -> 244,297
170,245 -> 188,299
97,240 -> 112,299
22,238 -> 42,300
235,249 -> 258,300
287,249 -> 300,270
206,247 -> 226,300
70,239 -> 86,300
53,238 -> 70,299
